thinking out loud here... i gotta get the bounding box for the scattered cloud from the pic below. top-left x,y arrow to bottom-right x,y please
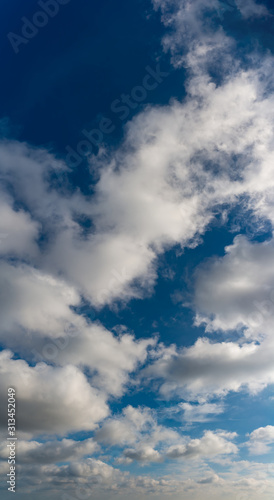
145,337 -> 274,399
194,235 -> 274,336
247,425 -> 274,455
166,430 -> 238,459
179,402 -> 225,423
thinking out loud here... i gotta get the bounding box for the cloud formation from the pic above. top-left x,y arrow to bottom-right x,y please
0,350 -> 109,436
166,430 -> 238,459
247,425 -> 274,455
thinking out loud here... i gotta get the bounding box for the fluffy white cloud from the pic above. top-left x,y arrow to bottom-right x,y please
0,261 -> 80,342
123,445 -> 163,463
95,406 -> 156,446
96,405 -> 180,459
0,437 -> 98,464
166,430 -> 238,459
95,405 -> 236,465
247,425 -> 274,455
145,337 -> 274,399
48,325 -> 155,397
178,402 -> 225,423
0,191 -> 39,259
194,235 -> 274,335
121,430 -> 238,464
0,350 -> 109,435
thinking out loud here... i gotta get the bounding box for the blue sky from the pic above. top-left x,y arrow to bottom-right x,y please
1,1 -> 274,499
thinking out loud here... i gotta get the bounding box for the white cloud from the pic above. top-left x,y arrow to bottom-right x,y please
235,0 -> 270,19
0,350 -> 109,436
179,402 -> 225,423
0,191 -> 39,259
0,261 -> 80,342
145,337 -> 274,399
49,325 -> 155,397
0,437 -> 98,464
247,425 -> 274,455
194,235 -> 274,335
152,0 -> 237,74
153,0 -> 270,70
123,445 -> 163,463
96,405 -> 180,461
166,430 -> 238,459
95,405 -> 236,465
120,429 -> 238,464
95,406 -> 156,446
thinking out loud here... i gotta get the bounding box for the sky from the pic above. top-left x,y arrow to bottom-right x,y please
1,0 -> 274,498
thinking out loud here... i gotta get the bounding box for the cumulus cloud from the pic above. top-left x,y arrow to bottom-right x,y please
0,350 -> 109,436
0,437 -> 98,464
178,402 -> 225,423
56,326 -> 155,397
194,235 -> 274,335
95,406 -> 156,446
123,445 -> 163,464
96,405 -> 180,464
145,336 -> 274,399
121,430 -> 238,464
0,261 -> 80,342
247,425 -> 274,455
0,191 -> 39,259
166,430 -> 238,459
95,405 -> 236,465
